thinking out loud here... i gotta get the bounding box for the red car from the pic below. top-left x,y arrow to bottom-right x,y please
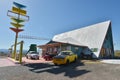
43,54 -> 56,61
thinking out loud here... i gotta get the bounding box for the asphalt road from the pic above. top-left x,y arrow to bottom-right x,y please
0,60 -> 120,80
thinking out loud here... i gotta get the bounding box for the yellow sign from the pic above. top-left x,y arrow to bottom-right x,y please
11,22 -> 24,28
12,7 -> 27,16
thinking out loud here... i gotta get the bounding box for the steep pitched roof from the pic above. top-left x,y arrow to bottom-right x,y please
52,20 -> 111,57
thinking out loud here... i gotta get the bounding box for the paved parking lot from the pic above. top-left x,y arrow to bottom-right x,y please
0,58 -> 120,80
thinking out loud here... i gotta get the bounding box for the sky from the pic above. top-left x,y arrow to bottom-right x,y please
0,0 -> 120,50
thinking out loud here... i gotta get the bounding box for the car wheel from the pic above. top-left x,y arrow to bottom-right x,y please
30,57 -> 33,59
54,63 -> 58,66
46,58 -> 48,61
37,57 -> 39,60
74,57 -> 77,62
26,56 -> 28,59
66,60 -> 69,65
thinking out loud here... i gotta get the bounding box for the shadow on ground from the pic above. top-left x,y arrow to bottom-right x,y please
24,60 -> 90,78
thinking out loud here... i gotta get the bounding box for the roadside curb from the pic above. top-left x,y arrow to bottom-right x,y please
7,57 -> 21,64
81,60 -> 101,64
101,59 -> 120,64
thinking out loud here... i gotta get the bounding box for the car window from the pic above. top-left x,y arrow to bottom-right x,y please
59,52 -> 70,55
30,52 -> 38,54
69,52 -> 73,55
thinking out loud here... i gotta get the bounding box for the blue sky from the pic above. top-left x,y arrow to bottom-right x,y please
0,0 -> 120,50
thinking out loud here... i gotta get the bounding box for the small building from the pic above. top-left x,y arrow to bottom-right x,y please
38,20 -> 114,59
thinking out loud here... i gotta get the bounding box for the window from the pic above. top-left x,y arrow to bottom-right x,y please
91,48 -> 98,52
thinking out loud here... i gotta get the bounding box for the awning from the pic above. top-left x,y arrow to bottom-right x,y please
38,42 -> 63,48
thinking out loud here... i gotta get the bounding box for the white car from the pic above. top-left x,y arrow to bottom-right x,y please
26,51 -> 39,60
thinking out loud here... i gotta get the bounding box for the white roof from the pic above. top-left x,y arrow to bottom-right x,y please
52,20 -> 111,58
55,37 -> 86,46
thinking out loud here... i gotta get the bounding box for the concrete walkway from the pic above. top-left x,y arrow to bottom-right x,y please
0,58 -> 17,67
101,59 -> 120,64
22,57 -> 52,64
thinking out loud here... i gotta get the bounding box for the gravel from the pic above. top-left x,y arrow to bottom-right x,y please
0,60 -> 120,80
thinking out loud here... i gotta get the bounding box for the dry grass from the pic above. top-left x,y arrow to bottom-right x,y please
115,52 -> 120,57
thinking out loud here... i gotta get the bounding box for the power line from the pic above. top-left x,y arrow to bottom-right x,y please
18,35 -> 50,40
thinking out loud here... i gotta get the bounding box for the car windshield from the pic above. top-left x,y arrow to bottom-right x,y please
59,52 -> 70,55
30,52 -> 38,54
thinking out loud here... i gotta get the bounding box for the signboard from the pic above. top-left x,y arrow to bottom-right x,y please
10,27 -> 24,33
11,18 -> 25,23
7,10 -> 29,21
12,7 -> 27,16
11,22 -> 24,28
13,2 -> 26,8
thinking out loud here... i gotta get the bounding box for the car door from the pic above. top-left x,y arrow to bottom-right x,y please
69,52 -> 74,62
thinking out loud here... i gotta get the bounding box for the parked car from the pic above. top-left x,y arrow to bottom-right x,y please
43,54 -> 57,61
53,51 -> 77,65
26,51 -> 39,60
80,52 -> 93,59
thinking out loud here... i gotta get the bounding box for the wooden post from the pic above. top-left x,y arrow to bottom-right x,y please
19,41 -> 24,64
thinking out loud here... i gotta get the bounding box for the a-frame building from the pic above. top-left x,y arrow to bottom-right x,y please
39,20 -> 114,58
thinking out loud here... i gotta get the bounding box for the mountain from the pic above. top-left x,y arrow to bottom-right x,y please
0,49 -> 9,54
0,49 -> 28,54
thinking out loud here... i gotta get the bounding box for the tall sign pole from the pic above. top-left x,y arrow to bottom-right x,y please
7,2 -> 29,59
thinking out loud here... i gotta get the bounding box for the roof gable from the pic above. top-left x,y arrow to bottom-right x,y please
52,20 -> 111,57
